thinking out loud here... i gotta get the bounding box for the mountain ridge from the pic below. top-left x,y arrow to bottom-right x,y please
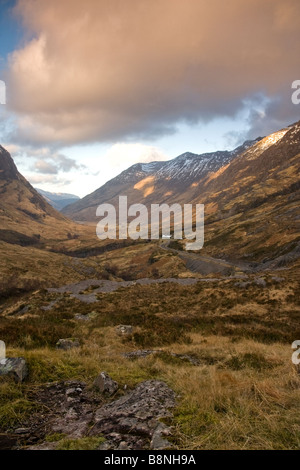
36,188 -> 80,211
62,137 -> 262,221
0,146 -> 80,242
61,121 -> 300,262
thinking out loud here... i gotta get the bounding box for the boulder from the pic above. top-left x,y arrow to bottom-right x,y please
91,380 -> 176,449
94,372 -> 118,396
115,325 -> 133,336
150,422 -> 172,450
15,305 -> 29,317
0,357 -> 28,382
56,338 -> 80,350
74,314 -> 90,322
254,278 -> 267,287
170,352 -> 200,366
14,428 -> 30,435
65,385 -> 83,404
122,350 -> 160,359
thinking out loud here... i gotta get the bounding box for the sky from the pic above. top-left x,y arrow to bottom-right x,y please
0,0 -> 299,197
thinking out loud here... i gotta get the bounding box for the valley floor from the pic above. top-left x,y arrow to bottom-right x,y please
0,264 -> 299,450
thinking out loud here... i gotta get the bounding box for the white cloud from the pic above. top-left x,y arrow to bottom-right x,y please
2,140 -> 170,197
104,143 -> 170,171
34,159 -> 57,174
24,173 -> 71,187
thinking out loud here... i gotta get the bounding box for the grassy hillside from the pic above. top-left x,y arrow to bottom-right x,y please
0,267 -> 299,449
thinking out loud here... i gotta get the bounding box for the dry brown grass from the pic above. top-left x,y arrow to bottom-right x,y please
2,332 -> 299,449
0,260 -> 299,449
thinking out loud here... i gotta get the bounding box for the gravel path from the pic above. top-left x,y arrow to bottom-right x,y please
160,241 -> 254,274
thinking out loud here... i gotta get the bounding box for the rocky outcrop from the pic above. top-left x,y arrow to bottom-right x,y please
0,145 -> 20,180
93,372 -> 118,396
24,379 -> 176,450
74,314 -> 91,321
115,325 -> 133,336
91,380 -> 176,449
0,358 -> 28,382
56,338 -> 80,350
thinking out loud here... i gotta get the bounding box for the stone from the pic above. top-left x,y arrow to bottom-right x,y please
14,428 -> 30,435
150,422 -> 172,450
56,338 -> 80,350
65,386 -> 83,404
254,278 -> 267,287
10,379 -> 176,450
98,441 -> 112,450
15,305 -> 29,317
93,372 -> 118,396
118,440 -> 130,450
170,352 -> 200,366
91,380 -> 176,449
41,300 -> 58,311
271,276 -> 284,283
122,350 -> 160,359
115,325 -> 133,336
0,358 -> 28,382
234,281 -> 250,288
74,314 -> 90,321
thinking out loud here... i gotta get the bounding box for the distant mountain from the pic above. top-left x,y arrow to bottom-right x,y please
62,138 -> 261,222
63,121 -> 300,262
36,188 -> 80,211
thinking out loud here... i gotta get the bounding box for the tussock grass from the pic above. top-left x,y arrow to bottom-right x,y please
0,379 -> 40,428
56,437 -> 105,450
0,274 -> 299,449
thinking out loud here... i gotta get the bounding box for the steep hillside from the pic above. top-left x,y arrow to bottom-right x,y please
199,122 -> 300,261
0,145 -> 71,239
0,146 -> 106,291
